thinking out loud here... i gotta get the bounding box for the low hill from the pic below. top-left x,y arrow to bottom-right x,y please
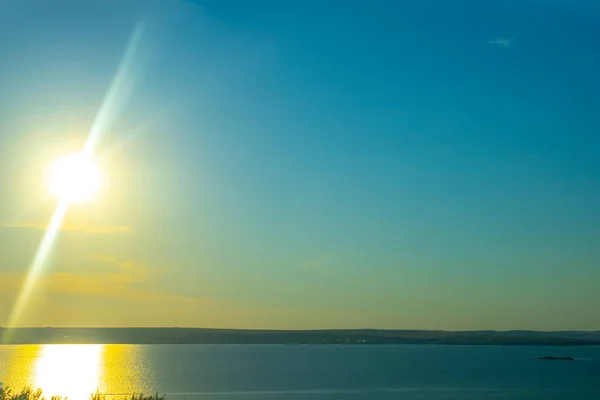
2,328 -> 600,345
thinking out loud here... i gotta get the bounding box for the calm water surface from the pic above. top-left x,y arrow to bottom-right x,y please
1,345 -> 599,400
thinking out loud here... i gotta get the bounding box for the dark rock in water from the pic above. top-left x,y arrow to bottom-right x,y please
539,356 -> 575,360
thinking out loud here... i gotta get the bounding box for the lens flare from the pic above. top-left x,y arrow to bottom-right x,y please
3,21 -> 145,337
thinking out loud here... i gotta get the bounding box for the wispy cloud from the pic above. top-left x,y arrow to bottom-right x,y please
44,272 -> 203,302
489,36 -> 514,47
2,222 -> 132,234
0,255 -> 207,304
90,254 -> 158,285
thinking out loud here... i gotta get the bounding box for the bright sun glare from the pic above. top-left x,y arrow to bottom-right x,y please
48,153 -> 101,204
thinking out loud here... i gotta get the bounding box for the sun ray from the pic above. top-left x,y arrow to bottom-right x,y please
83,21 -> 146,157
5,200 -> 69,334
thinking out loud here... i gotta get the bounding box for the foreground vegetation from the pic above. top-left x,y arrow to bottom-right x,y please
0,388 -> 165,400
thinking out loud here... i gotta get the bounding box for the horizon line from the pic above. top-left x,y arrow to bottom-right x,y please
1,327 -> 598,333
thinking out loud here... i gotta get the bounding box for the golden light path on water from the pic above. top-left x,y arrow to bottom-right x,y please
3,21 -> 146,336
33,345 -> 104,400
1,345 -> 151,399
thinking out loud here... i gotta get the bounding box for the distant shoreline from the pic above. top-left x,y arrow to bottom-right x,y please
2,328 -> 600,346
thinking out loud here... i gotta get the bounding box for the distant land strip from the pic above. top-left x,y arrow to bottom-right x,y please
1,328 -> 600,345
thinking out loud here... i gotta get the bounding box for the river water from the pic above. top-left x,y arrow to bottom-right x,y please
1,344 -> 599,399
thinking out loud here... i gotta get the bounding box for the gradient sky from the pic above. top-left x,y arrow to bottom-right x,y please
0,0 -> 599,330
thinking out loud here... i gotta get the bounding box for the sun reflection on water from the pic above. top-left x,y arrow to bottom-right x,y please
1,344 -> 151,399
33,345 -> 104,400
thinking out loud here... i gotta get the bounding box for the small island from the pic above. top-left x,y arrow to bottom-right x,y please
539,356 -> 575,361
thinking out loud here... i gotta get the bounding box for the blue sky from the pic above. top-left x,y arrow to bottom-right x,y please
0,0 -> 599,330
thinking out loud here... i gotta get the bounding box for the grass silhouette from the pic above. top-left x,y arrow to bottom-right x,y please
0,387 -> 165,400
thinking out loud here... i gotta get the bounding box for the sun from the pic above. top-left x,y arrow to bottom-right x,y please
48,153 -> 102,204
